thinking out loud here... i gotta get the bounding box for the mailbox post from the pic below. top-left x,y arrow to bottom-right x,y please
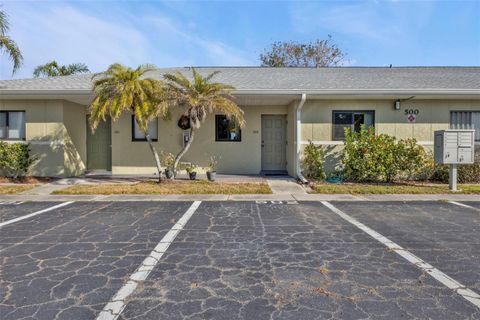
434,129 -> 475,191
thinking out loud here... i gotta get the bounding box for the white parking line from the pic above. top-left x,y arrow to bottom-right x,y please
448,201 -> 480,211
321,201 -> 480,309
96,200 -> 202,320
0,201 -> 74,227
0,201 -> 24,205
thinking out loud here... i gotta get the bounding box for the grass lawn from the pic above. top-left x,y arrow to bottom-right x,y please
53,181 -> 272,195
311,183 -> 480,194
0,185 -> 36,194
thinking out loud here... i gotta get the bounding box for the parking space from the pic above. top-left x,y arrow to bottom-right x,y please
0,200 -> 479,319
331,201 -> 480,292
118,201 -> 479,319
0,201 -> 192,320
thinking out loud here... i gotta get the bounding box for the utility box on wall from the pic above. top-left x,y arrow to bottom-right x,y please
434,129 -> 475,164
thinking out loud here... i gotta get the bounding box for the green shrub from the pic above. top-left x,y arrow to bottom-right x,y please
458,153 -> 480,183
342,126 -> 427,183
343,126 -> 391,182
414,152 -> 442,181
396,138 -> 428,180
425,153 -> 480,183
301,140 -> 325,180
0,142 -> 36,179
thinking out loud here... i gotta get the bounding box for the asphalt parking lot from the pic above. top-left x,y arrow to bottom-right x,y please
0,200 -> 479,319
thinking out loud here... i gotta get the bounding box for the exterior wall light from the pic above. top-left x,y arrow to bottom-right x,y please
394,99 -> 401,110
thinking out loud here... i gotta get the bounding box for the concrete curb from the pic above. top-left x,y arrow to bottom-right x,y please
1,193 -> 479,202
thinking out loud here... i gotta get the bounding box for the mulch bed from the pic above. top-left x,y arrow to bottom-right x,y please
0,177 -> 55,184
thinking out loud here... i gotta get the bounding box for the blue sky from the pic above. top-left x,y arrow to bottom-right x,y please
1,0 -> 479,79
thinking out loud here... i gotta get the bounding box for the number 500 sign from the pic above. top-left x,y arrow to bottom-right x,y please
404,109 -> 419,115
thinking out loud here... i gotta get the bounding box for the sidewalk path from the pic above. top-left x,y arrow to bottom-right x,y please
19,178 -> 81,196
266,177 -> 307,195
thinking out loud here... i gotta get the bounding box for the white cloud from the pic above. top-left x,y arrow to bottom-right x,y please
144,15 -> 252,66
0,3 -> 253,80
1,3 -> 149,79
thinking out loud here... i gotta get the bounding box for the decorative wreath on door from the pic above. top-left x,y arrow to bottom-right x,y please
177,115 -> 191,130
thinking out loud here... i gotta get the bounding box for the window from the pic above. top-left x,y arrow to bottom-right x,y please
0,111 -> 26,140
451,111 -> 480,142
215,115 -> 241,141
132,116 -> 158,141
332,111 -> 374,140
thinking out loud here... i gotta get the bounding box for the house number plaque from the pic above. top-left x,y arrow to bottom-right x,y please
404,109 -> 419,115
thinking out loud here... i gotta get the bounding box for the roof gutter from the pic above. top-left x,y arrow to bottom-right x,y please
233,89 -> 480,96
296,93 -> 308,184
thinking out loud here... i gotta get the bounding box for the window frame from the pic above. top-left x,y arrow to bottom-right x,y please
450,110 -> 480,142
0,110 -> 26,141
131,115 -> 158,142
331,110 -> 375,141
215,114 -> 242,142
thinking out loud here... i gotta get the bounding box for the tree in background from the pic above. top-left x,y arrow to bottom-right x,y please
88,63 -> 170,181
260,35 -> 345,67
33,60 -> 89,77
0,9 -> 23,74
163,68 -> 245,175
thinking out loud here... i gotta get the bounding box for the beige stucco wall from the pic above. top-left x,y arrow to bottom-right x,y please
0,100 -> 86,177
2,97 -> 479,177
301,99 -> 480,172
62,101 -> 87,176
111,105 -> 289,175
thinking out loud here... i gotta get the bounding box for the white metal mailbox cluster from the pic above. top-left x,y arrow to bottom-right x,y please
434,129 -> 475,191
434,129 -> 475,164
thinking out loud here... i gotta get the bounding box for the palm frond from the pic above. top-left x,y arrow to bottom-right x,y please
0,9 -> 9,35
204,70 -> 220,82
88,63 -> 167,133
136,64 -> 157,75
163,68 -> 243,130
65,63 -> 89,75
33,60 -> 60,77
0,35 -> 23,74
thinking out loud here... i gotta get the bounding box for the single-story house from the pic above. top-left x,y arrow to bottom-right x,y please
0,67 -> 479,179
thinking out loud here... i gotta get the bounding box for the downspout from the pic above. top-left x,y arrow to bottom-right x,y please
296,93 -> 308,183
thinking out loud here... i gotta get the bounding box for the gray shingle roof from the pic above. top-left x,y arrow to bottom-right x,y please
0,67 -> 479,92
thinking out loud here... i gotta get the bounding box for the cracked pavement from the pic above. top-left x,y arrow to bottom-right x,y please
0,202 -> 190,320
1,201 -> 479,319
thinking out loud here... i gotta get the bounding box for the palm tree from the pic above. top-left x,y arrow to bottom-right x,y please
0,9 -> 23,74
33,60 -> 89,77
164,68 -> 245,174
89,63 -> 170,180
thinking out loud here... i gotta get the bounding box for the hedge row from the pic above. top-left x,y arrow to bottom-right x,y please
302,126 -> 480,183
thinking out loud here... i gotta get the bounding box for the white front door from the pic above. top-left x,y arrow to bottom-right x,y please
261,115 -> 287,171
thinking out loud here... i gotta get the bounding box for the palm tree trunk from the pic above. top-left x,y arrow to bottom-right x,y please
173,129 -> 195,176
145,133 -> 163,182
